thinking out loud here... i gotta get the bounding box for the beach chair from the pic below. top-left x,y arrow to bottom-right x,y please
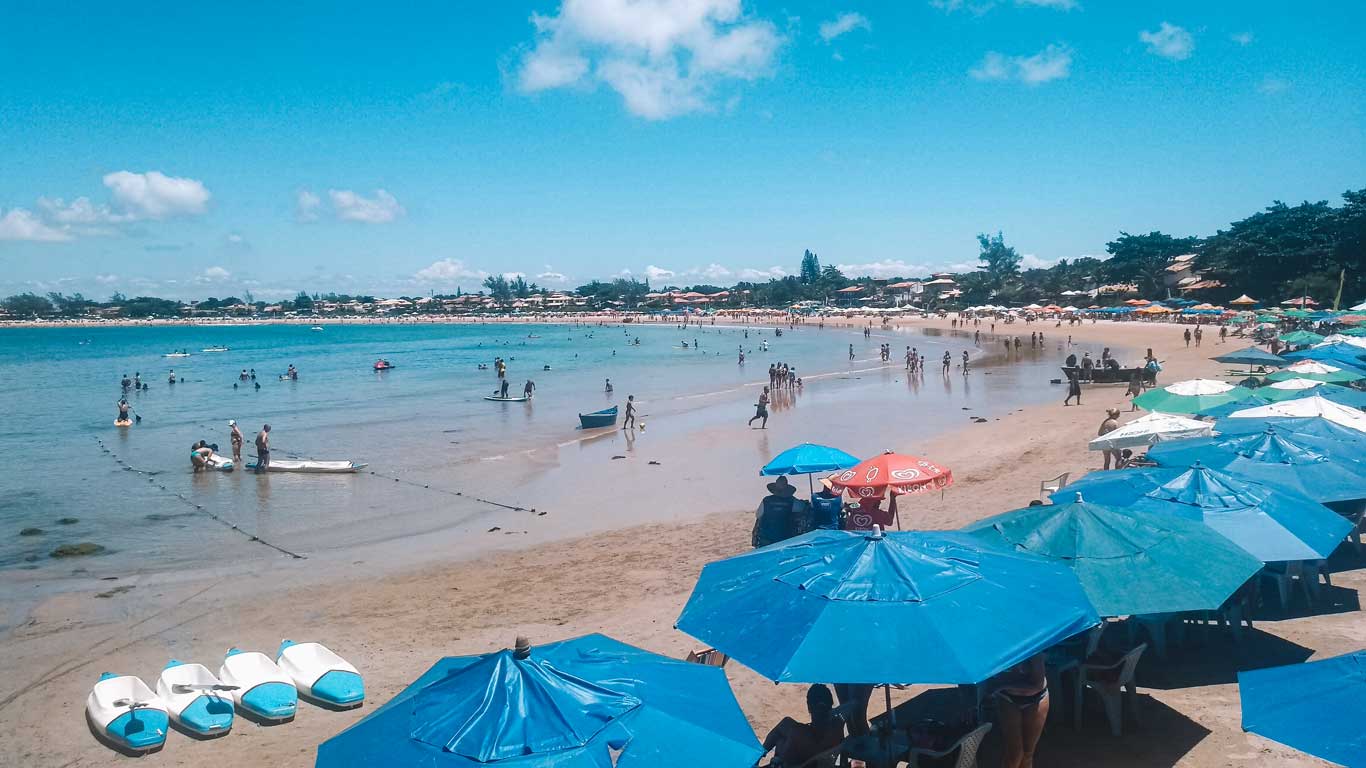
685,647 -> 730,668
789,743 -> 844,768
1075,644 -> 1146,736
907,723 -> 992,768
1039,472 -> 1069,497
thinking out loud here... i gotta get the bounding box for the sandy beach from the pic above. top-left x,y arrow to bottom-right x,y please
2,317 -> 1356,768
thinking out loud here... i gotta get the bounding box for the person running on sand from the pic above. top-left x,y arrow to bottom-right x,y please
748,386 -> 770,429
1099,409 -> 1122,469
622,395 -> 636,430
228,420 -> 244,463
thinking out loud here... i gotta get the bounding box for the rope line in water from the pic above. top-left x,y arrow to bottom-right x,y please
362,469 -> 535,514
92,437 -> 306,560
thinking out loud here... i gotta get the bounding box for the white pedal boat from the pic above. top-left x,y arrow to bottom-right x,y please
246,459 -> 366,474
156,660 -> 235,736
206,452 -> 234,472
86,673 -> 168,753
278,640 -> 365,708
218,648 -> 298,721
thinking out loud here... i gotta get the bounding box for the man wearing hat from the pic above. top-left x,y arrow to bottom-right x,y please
752,476 -> 812,549
228,420 -> 244,464
1098,409 -> 1121,470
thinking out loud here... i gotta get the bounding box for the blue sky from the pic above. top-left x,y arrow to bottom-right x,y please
1,1 -> 1362,300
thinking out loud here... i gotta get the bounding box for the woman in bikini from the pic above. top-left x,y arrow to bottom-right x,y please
990,651 -> 1049,768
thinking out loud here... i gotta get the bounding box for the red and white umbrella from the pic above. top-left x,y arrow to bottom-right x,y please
829,450 -> 953,499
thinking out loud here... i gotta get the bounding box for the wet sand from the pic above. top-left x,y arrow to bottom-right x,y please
1,317 -> 1355,768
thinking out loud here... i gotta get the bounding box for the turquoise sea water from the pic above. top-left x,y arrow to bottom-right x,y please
0,320 -> 1082,581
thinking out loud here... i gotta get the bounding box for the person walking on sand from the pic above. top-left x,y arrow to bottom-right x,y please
1126,372 -> 1143,411
748,386 -> 770,429
254,424 -> 271,473
1219,325 -> 1228,344
849,343 -> 855,361
942,351 -> 951,374
1063,371 -> 1082,406
1183,328 -> 1192,347
962,350 -> 970,374
622,395 -> 636,429
1099,409 -> 1122,470
228,420 -> 244,463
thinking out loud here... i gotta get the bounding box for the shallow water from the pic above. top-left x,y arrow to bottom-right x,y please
0,320 -> 1088,584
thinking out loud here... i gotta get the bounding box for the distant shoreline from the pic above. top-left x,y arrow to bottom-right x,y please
0,313 -> 794,330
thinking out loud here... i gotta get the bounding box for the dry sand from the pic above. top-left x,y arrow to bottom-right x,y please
1,317 -> 1356,767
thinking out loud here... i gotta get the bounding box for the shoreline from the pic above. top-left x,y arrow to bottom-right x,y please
1,317 -> 1353,767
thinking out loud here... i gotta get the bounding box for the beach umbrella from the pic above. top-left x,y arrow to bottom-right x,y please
1239,650 -> 1366,768
675,528 -> 1098,685
1266,360 -> 1365,384
760,443 -> 860,478
1318,334 -> 1366,350
1231,395 -> 1366,433
1252,379 -> 1366,407
1131,379 -> 1256,415
1343,327 -> 1366,337
1229,294 -> 1259,306
828,450 -> 953,499
1061,463 -> 1351,563
1215,415 -> 1366,453
1211,346 -> 1287,371
1147,428 -> 1366,504
315,634 -> 762,768
963,494 -> 1261,617
1277,330 -> 1325,346
1087,411 -> 1213,451
1194,395 -> 1274,420
1282,342 -> 1366,368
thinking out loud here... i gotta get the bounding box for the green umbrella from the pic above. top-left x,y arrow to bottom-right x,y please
1282,309 -> 1313,319
1342,327 -> 1366,337
1266,361 -> 1365,384
1278,330 -> 1325,346
1132,379 -> 1256,415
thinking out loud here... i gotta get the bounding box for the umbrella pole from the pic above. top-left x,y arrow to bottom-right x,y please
885,684 -> 895,729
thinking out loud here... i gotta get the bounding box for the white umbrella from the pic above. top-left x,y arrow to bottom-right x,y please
1166,379 -> 1236,396
1351,301 -> 1366,311
1230,395 -> 1366,433
1317,334 -> 1366,350
1264,378 -> 1324,393
1089,412 -> 1214,451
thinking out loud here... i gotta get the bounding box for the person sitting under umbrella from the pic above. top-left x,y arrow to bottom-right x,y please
752,477 -> 811,549
760,684 -> 844,767
811,478 -> 844,530
843,493 -> 896,532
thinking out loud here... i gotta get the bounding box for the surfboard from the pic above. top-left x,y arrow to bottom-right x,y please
115,419 -> 133,427
483,396 -> 530,402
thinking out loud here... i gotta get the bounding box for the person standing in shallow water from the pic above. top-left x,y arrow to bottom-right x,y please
622,395 -> 636,430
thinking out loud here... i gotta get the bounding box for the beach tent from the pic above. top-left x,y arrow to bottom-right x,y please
315,634 -> 762,768
1278,330 -> 1325,346
1230,395 -> 1366,433
1266,360 -> 1365,384
1062,463 -> 1351,563
1132,379 -> 1256,415
963,494 -> 1261,617
1212,346 -> 1287,369
1239,650 -> 1366,768
1146,427 -> 1366,504
675,529 -> 1098,685
1088,412 -> 1213,451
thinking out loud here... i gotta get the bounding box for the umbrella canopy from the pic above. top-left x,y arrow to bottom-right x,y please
1253,379 -> 1366,407
675,529 -> 1098,685
1088,412 -> 1213,451
1283,342 -> 1366,368
1211,346 -> 1287,367
1147,428 -> 1366,504
316,634 -> 762,768
963,495 -> 1261,617
1266,360 -> 1365,384
1239,650 -> 1366,768
1214,415 -> 1366,454
760,443 -> 860,477
828,450 -> 953,499
1061,463 -> 1351,562
1195,395 -> 1274,420
1231,395 -> 1366,433
1132,379 -> 1255,415
1277,330 -> 1325,346
1229,294 -> 1259,305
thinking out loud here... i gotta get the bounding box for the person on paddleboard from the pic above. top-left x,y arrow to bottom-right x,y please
499,379 -> 510,398
116,398 -> 131,423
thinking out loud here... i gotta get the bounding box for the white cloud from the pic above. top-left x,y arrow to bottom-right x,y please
1020,253 -> 1064,270
818,12 -> 870,42
102,171 -> 210,219
644,264 -> 676,282
296,189 -> 322,222
35,196 -> 133,227
1230,31 -> 1254,46
1015,0 -> 1076,9
414,258 -> 488,283
198,266 -> 231,282
0,208 -> 72,241
1140,22 -> 1194,61
971,44 -> 1071,84
834,260 -> 928,279
328,189 -> 405,224
933,0 -> 1075,12
737,266 -> 788,280
226,233 -> 244,244
1258,76 -> 1290,94
95,274 -> 120,285
694,263 -> 733,280
516,0 -> 782,120
536,268 -> 570,283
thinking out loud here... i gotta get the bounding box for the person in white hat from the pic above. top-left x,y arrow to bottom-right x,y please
228,420 -> 244,464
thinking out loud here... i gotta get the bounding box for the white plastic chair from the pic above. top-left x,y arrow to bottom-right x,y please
1075,644 -> 1146,736
1261,562 -> 1316,608
1040,472 -> 1070,497
907,722 -> 992,768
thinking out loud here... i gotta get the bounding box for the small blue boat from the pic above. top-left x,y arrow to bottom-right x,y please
578,406 -> 618,429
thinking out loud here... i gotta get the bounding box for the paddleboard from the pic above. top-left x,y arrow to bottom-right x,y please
483,396 -> 530,402
115,419 -> 133,427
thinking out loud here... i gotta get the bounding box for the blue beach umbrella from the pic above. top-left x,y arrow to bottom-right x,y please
963,494 -> 1262,617
1194,394 -> 1273,419
1281,344 -> 1366,369
760,443 -> 860,477
1214,416 -> 1366,452
675,529 -> 1099,685
315,634 -> 762,768
1147,428 -> 1366,504
1211,346 -> 1287,369
1061,463 -> 1352,563
1240,650 -> 1366,768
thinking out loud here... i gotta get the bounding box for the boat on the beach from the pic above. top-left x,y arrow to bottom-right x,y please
277,640 -> 364,708
484,395 -> 530,402
1060,365 -> 1155,386
247,459 -> 366,473
218,648 -> 297,722
156,661 -> 235,737
201,346 -> 229,353
578,406 -> 618,428
86,673 -> 168,753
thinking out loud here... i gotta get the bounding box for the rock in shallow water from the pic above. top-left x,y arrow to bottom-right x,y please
50,542 -> 106,558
